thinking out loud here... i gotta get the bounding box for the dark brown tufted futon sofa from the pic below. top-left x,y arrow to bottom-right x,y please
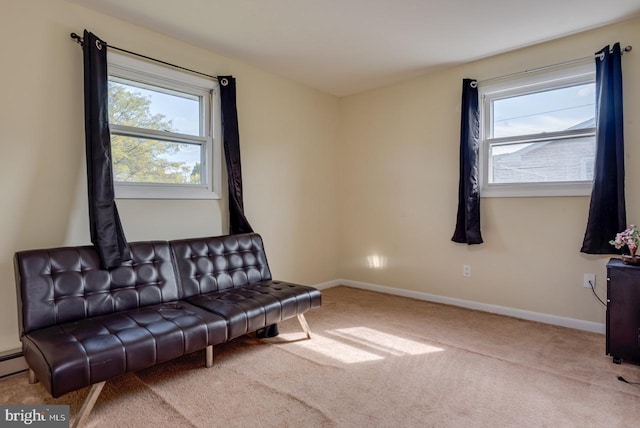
14,233 -> 321,427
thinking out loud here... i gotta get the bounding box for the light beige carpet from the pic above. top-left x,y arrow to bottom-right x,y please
1,286 -> 639,427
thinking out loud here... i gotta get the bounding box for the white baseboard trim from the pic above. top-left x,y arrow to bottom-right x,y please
0,350 -> 27,378
318,279 -> 605,334
313,279 -> 343,290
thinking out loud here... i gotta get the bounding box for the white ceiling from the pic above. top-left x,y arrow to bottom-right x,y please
67,0 -> 640,96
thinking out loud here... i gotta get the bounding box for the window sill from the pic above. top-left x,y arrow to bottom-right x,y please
114,183 -> 221,200
481,181 -> 593,198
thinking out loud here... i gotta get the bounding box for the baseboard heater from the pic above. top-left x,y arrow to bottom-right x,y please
0,349 -> 27,379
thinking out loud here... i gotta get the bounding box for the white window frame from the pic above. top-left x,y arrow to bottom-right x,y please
479,62 -> 596,198
107,51 -> 222,199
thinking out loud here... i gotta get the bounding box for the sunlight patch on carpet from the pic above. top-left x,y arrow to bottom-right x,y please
280,326 -> 443,364
279,333 -> 384,363
328,327 -> 444,356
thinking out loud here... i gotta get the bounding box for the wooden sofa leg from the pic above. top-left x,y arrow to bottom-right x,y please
205,345 -> 214,368
28,369 -> 38,384
297,314 -> 312,339
72,381 -> 106,428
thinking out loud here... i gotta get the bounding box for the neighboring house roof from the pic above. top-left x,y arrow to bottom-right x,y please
567,117 -> 596,130
492,135 -> 595,183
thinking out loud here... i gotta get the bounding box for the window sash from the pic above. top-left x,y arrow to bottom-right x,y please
487,134 -> 595,183
485,127 -> 595,147
109,76 -> 204,136
110,133 -> 208,185
111,124 -> 209,145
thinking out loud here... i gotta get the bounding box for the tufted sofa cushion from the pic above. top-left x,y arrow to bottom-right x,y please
22,301 -> 227,397
186,281 -> 322,340
170,234 -> 272,298
15,242 -> 179,335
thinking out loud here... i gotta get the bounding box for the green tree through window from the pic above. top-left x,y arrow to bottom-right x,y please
108,82 -> 201,184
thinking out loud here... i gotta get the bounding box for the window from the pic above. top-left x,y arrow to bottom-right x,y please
479,63 -> 596,197
107,51 -> 221,199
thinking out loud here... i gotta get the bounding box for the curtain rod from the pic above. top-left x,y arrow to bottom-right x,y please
70,32 -> 218,81
473,45 -> 632,87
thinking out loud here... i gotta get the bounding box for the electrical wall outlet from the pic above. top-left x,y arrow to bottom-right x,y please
584,273 -> 596,288
463,265 -> 471,278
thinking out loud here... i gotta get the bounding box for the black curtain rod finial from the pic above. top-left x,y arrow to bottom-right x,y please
70,32 -> 83,45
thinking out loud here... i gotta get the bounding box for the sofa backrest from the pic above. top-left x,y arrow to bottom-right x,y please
14,241 -> 179,335
170,233 -> 272,298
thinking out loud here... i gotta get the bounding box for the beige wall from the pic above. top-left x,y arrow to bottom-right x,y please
338,18 -> 640,325
0,0 -> 339,352
1,0 -> 638,354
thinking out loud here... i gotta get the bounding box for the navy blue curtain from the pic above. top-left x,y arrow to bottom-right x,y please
83,30 -> 130,268
452,79 -> 483,245
217,76 -> 254,234
581,43 -> 626,254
